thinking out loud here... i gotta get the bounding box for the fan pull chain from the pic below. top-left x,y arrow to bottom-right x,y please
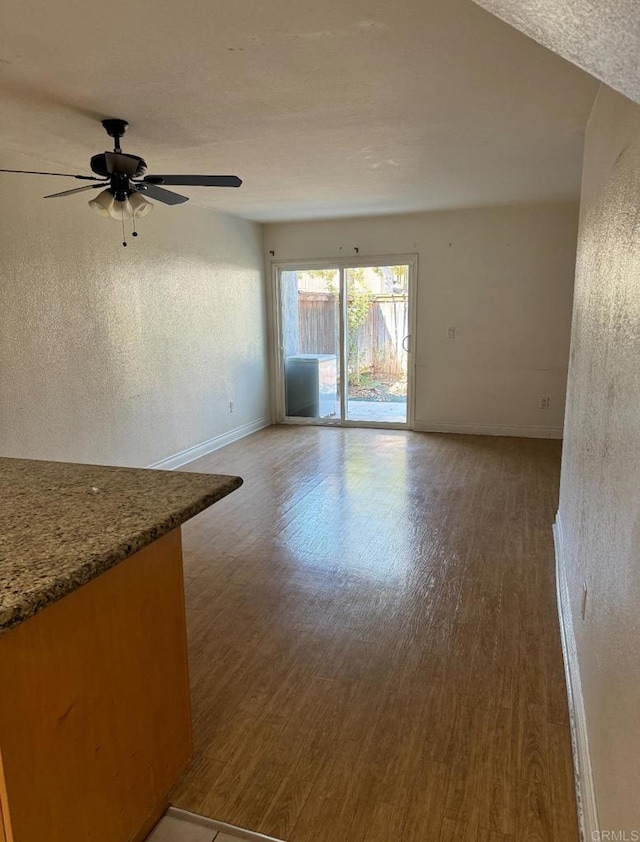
121,206 -> 127,247
132,216 -> 138,238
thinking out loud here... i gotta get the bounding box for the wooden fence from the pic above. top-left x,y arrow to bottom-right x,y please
298,292 -> 408,376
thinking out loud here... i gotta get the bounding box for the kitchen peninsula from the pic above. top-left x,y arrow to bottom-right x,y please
0,457 -> 242,842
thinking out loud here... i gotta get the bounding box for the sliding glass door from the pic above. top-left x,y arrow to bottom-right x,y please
345,265 -> 409,424
276,258 -> 414,428
279,268 -> 342,422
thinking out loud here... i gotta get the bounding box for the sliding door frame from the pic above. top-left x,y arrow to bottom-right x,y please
269,254 -> 418,430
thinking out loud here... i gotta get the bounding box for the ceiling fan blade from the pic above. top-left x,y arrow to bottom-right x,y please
0,168 -> 102,181
44,184 -> 106,199
143,174 -> 242,188
105,151 -> 140,177
135,183 -> 189,205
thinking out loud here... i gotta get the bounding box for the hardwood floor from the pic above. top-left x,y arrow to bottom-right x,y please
171,426 -> 578,842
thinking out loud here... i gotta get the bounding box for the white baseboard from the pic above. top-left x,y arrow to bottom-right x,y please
553,513 -> 600,841
147,417 -> 271,471
414,421 -> 563,439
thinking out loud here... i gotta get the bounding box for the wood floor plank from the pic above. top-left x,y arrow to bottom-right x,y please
169,753 -> 226,816
168,427 -> 576,842
480,704 -> 518,836
441,818 -> 515,841
398,758 -> 450,841
479,830 -> 515,842
548,723 -> 581,842
287,747 -> 369,842
516,776 -> 554,842
260,773 -> 316,841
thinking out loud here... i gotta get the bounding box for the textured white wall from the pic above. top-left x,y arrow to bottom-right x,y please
0,158 -> 269,467
264,203 -> 579,436
470,0 -> 640,106
559,86 -> 640,829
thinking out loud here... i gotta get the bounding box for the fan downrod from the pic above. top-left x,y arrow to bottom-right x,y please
101,118 -> 128,152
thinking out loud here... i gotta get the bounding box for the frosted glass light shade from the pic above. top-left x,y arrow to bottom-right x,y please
109,199 -> 134,220
88,190 -> 114,217
129,192 -> 154,218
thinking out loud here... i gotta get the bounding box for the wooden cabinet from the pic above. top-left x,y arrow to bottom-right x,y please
0,529 -> 192,842
0,799 -> 7,842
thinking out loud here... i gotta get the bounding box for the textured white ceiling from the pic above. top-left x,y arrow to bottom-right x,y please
471,0 -> 640,107
0,0 -> 598,222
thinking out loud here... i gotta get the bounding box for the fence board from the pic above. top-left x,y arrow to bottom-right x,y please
298,292 -> 408,376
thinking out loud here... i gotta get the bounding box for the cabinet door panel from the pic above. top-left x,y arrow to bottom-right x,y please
0,529 -> 191,842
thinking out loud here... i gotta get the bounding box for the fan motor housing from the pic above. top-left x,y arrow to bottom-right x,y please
107,173 -> 132,202
90,153 -> 147,179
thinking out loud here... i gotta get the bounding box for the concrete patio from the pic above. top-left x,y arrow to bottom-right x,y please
346,399 -> 407,424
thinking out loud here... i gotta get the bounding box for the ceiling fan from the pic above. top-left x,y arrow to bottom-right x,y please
0,118 -> 242,245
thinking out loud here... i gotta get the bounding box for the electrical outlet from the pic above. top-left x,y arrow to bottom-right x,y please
540,396 -> 550,410
582,582 -> 588,620
229,401 -> 235,414
447,326 -> 456,340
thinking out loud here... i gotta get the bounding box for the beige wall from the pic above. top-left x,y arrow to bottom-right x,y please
559,85 -> 640,829
0,157 -> 269,467
264,203 -> 579,436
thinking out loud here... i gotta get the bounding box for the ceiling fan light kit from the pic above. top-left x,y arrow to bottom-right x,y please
88,189 -> 114,217
88,191 -> 153,221
0,118 -> 242,247
128,191 -> 153,218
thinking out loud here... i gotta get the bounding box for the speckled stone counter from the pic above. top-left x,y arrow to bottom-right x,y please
0,457 -> 242,634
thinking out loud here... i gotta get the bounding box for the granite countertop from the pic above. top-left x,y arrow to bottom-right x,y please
0,457 -> 242,635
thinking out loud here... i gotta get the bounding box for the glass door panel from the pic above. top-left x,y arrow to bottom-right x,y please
280,268 -> 342,421
345,265 -> 409,424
